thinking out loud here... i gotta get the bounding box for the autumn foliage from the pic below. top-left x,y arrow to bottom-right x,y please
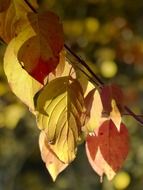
0,0 -> 130,181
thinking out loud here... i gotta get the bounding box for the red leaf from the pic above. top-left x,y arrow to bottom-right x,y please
86,133 -> 104,178
100,84 -> 124,114
86,120 -> 129,180
86,133 -> 98,160
27,11 -> 64,56
18,11 -> 64,84
28,50 -> 59,84
99,120 -> 129,172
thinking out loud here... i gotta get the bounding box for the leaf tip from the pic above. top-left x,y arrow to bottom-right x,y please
47,164 -> 59,182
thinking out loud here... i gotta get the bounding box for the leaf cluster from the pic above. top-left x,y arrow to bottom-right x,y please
0,0 -> 130,181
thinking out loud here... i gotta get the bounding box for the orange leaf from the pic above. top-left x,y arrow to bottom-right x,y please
39,131 -> 68,181
0,0 -> 38,43
0,0 -> 10,12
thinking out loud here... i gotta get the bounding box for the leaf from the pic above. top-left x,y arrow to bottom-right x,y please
86,120 -> 129,181
100,84 -> 124,114
0,0 -> 10,12
84,89 -> 103,132
0,0 -> 38,43
50,50 -> 66,79
18,11 -> 64,84
99,120 -> 129,178
36,77 -> 85,163
65,51 -> 91,94
48,51 -> 76,82
110,99 -> 122,131
39,131 -> 68,181
84,81 -> 95,97
86,133 -> 104,178
4,37 -> 42,112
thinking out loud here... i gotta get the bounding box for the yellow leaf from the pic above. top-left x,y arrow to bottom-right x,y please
0,0 -> 38,43
4,37 -> 42,112
48,51 -> 75,82
110,99 -> 122,131
84,81 -> 95,97
85,89 -> 103,132
36,77 -> 85,163
39,131 -> 68,181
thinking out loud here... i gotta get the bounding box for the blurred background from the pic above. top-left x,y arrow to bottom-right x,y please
1,0 -> 143,189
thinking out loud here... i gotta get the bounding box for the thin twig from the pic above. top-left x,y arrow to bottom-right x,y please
64,44 -> 104,86
124,106 -> 143,125
24,0 -> 37,13
70,61 -> 99,86
65,44 -> 143,126
123,113 -> 143,117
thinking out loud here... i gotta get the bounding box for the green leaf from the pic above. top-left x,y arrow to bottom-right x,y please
36,77 -> 86,163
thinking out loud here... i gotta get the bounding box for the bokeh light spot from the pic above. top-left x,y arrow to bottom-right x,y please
85,17 -> 100,34
100,60 -> 118,78
113,171 -> 131,189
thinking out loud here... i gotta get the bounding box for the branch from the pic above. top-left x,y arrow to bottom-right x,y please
65,44 -> 143,126
124,106 -> 143,125
24,0 -> 37,13
64,44 -> 104,86
71,63 -> 99,86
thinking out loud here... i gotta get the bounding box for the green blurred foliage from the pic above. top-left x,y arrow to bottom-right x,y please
1,0 -> 143,189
